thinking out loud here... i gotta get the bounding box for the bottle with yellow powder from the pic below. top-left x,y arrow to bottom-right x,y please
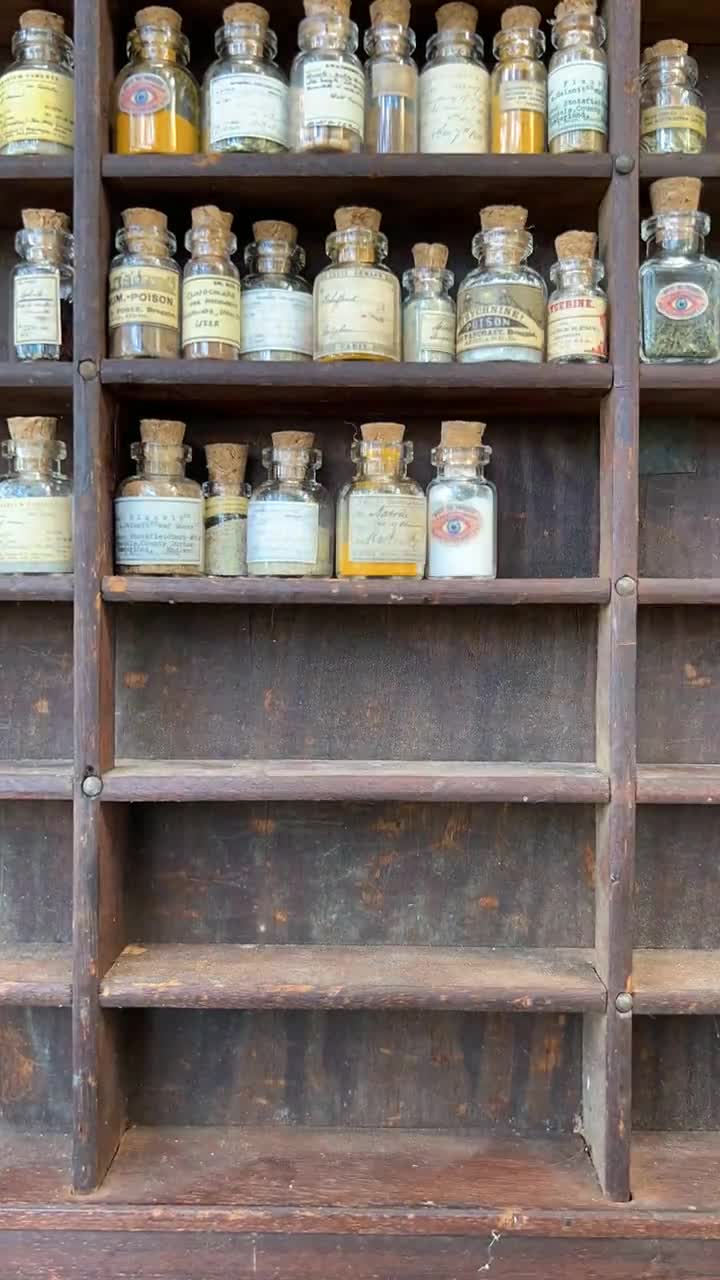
336,423 -> 426,579
491,5 -> 546,154
113,7 -> 200,155
314,206 -> 401,362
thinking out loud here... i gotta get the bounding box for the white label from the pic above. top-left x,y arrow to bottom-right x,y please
420,62 -> 489,153
182,276 -> 242,349
115,497 -> 204,568
416,308 -> 456,357
315,268 -> 400,360
499,79 -> 546,116
348,493 -> 426,564
247,501 -> 319,565
548,60 -> 607,140
547,295 -> 607,361
209,72 -> 289,147
428,490 -> 495,578
0,496 -> 72,572
302,61 -> 365,135
14,272 -> 61,347
241,289 -> 313,356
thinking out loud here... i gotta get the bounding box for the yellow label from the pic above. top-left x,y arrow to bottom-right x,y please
348,493 -> 426,565
457,284 -> 545,354
182,276 -> 242,349
14,272 -> 61,346
205,496 -> 249,520
205,496 -> 248,576
0,497 -> 72,572
547,295 -> 607,361
109,266 -> 179,332
0,68 -> 73,147
641,104 -> 707,139
315,268 -> 400,360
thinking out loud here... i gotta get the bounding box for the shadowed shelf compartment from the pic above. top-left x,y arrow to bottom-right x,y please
632,950 -> 720,1014
0,945 -> 72,1007
640,366 -> 720,415
0,364 -> 74,415
102,577 -> 611,606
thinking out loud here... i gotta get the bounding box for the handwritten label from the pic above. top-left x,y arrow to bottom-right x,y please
14,272 -> 61,347
241,289 -> 313,357
182,276 -> 242,350
0,68 -> 73,148
315,268 -> 400,360
641,104 -> 706,141
548,60 -> 607,140
205,495 -> 248,575
109,266 -> 180,332
0,496 -> 72,572
548,295 -> 607,361
419,62 -> 489,153
302,62 -> 364,134
416,308 -> 456,358
499,79 -> 546,116
457,284 -> 545,355
348,493 -> 426,564
209,72 -> 289,147
115,497 -> 204,568
247,501 -> 319,566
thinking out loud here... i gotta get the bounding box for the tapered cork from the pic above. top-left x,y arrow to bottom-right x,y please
412,242 -> 449,270
361,422 -> 405,443
136,6 -> 183,30
19,10 -> 65,32
206,442 -> 249,481
8,417 -> 57,441
223,3 -> 269,25
334,207 -> 382,232
140,419 -> 186,445
191,205 -> 234,234
441,421 -> 486,447
370,0 -> 410,27
554,0 -> 596,20
272,430 -> 315,448
555,230 -> 597,260
304,0 -> 351,17
253,220 -> 298,244
644,39 -> 688,61
122,207 -> 168,232
501,5 -> 542,30
435,3 -> 478,32
650,177 -> 702,215
480,205 -> 528,231
22,208 -> 71,232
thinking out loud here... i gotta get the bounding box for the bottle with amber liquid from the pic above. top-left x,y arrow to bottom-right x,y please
491,5 -> 546,154
113,6 -> 200,154
314,206 -> 401,361
336,422 -> 426,578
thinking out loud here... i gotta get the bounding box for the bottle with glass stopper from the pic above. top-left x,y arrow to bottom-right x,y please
109,207 -> 181,359
548,0 -> 607,155
457,205 -> 546,363
427,421 -> 496,580
491,5 -> 546,154
640,40 -> 706,156
402,242 -> 455,362
204,443 -> 250,576
0,417 -> 72,575
240,220 -> 313,361
203,4 -> 289,153
0,10 -> 74,155
113,6 -> 200,154
13,209 -> 74,363
336,422 -> 426,579
182,205 -> 241,361
247,431 -> 333,577
115,419 -> 204,575
289,0 -> 365,153
314,206 -> 401,362
419,3 -> 489,154
364,0 -> 418,154
547,230 -> 608,364
640,177 -> 720,365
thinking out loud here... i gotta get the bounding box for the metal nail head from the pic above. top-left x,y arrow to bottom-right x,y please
615,992 -> 633,1014
81,774 -> 103,798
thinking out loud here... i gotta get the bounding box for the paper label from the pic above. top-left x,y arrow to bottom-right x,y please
428,492 -> 495,578
641,104 -> 707,140
14,272 -> 61,347
547,295 -> 607,360
457,284 -> 545,354
416,308 -> 456,357
209,72 -> 289,146
302,62 -> 364,134
241,288 -> 313,356
655,283 -> 709,321
372,63 -> 416,98
0,496 -> 72,571
115,497 -> 204,567
499,78 -> 546,116
182,276 -> 242,349
419,62 -> 489,153
548,60 -> 607,140
0,68 -> 73,147
348,493 -> 426,564
109,266 -> 180,332
315,268 -> 399,360
247,501 -> 319,565
118,72 -> 171,116
205,496 -> 248,575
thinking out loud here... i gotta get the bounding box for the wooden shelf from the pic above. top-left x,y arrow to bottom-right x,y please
0,574 -> 74,602
633,950 -> 720,1015
0,945 -> 72,1007
0,363 -> 73,414
640,366 -> 720,415
632,1133 -> 720,1213
639,580 -> 720,605
637,765 -> 720,805
0,1132 -> 72,1206
0,157 -> 73,223
0,764 -> 73,801
640,154 -> 720,183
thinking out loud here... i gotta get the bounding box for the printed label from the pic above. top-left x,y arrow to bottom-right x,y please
14,272 -> 61,347
547,295 -> 607,361
247,501 -> 319,565
118,72 -> 171,116
428,492 -> 495,578
115,497 -> 204,568
419,62 -> 489,153
0,68 -> 73,147
182,276 -> 242,349
498,78 -> 546,116
548,60 -> 607,140
372,63 -> 416,98
655,282 -> 709,321
415,308 -> 456,357
241,289 -> 313,356
457,284 -> 545,354
0,496 -> 72,572
315,268 -> 400,360
205,496 -> 248,576
641,104 -> 707,140
302,62 -> 365,134
348,493 -> 426,564
109,266 -> 180,332
209,72 -> 289,147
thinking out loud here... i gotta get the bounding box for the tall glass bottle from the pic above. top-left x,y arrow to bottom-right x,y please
457,205 -> 546,363
247,431 -> 333,576
204,443 -> 250,576
182,205 -> 241,360
240,220 -> 313,361
640,40 -> 706,156
402,242 -> 455,362
109,207 -> 181,359
337,423 -> 426,579
0,10 -> 74,155
113,6 -> 200,154
0,417 -> 72,574
314,206 -> 401,362
640,177 -> 720,365
13,208 -> 74,363
364,0 -> 417,154
547,229 -> 607,364
115,419 -> 204,575
419,2 -> 489,154
548,0 -> 607,155
491,5 -> 546,154
203,3 -> 289,154
427,421 -> 496,579
290,0 -> 365,153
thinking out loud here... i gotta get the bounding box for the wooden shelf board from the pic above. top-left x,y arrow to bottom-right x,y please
0,1131 -> 72,1205
0,764 -> 72,801
640,366 -> 720,415
639,580 -> 720,606
633,950 -> 720,1015
0,157 -> 73,224
640,155 -> 720,183
633,1133 -> 720,1213
0,363 -> 73,414
0,574 -> 74,602
0,945 -> 72,1007
637,765 -> 720,805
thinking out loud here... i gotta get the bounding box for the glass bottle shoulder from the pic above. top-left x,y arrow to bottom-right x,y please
640,251 -> 720,280
460,261 -> 546,294
111,246 -> 180,271
244,270 -> 310,293
343,475 -> 424,498
549,42 -> 606,71
253,479 -> 329,504
0,474 -> 71,498
116,475 -> 202,499
292,46 -> 363,74
184,256 -> 239,281
427,474 -> 494,503
204,53 -> 287,86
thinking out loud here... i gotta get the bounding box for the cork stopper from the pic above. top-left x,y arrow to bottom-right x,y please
253,220 -> 298,244
370,0 -> 410,26
360,422 -> 405,443
139,419 -> 186,445
191,205 -> 234,234
7,417 -> 57,442
435,3 -> 478,32
480,205 -> 528,231
412,242 -> 449,270
643,39 -> 689,62
122,207 -> 168,233
334,207 -> 382,233
135,6 -> 183,29
19,10 -> 65,32
554,0 -> 596,20
272,430 -> 315,449
206,442 -> 249,482
223,3 -> 269,25
441,421 -> 486,447
650,177 -> 702,216
22,208 -> 71,233
501,5 -> 542,30
303,0 -> 351,17
555,230 -> 597,260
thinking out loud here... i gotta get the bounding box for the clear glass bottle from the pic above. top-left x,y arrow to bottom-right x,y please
109,207 -> 181,359
204,443 -> 250,576
336,423 -> 426,578
402,242 -> 455,362
547,230 -> 608,364
364,0 -> 418,154
113,6 -> 200,155
548,1 -> 607,154
247,431 -> 333,576
640,178 -> 720,365
241,220 -> 313,361
640,40 -> 706,156
457,205 -> 546,363
419,3 -> 489,154
0,10 -> 74,156
289,0 -> 365,153
314,206 -> 401,362
115,420 -> 204,575
491,6 -> 546,154
203,3 -> 289,154
427,422 -> 496,579
13,209 -> 74,363
182,205 -> 241,360
0,417 -> 72,574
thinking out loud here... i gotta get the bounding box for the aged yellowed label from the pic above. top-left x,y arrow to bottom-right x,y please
247,501 -> 319,566
241,289 -> 313,357
457,284 -> 545,354
315,268 -> 400,360
109,266 -> 180,331
416,308 -> 456,357
641,104 -> 707,139
547,295 -> 607,361
348,493 -> 426,564
548,60 -> 607,140
420,62 -> 490,152
182,276 -> 242,349
303,62 -> 364,133
0,496 -> 72,571
115,497 -> 203,567
0,68 -> 73,147
499,79 -> 546,116
14,272 -> 61,346
205,496 -> 248,575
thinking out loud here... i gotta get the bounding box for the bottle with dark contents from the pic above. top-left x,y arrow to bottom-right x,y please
113,6 -> 200,154
109,207 -> 181,359
182,205 -> 242,360
0,9 -> 74,155
13,208 -> 74,363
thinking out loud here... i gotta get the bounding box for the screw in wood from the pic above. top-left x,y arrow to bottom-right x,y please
615,992 -> 633,1013
615,154 -> 634,175
81,773 -> 103,798
615,575 -> 636,596
78,359 -> 98,381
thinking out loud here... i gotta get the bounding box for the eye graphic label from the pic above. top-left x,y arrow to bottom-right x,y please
118,73 -> 171,116
655,282 -> 709,321
431,506 -> 482,543
428,493 -> 496,579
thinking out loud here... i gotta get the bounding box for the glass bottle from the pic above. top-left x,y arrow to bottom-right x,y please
241,220 -> 313,361
247,431 -> 333,577
113,6 -> 200,155
548,0 -> 607,155
402,242 -> 455,362
0,417 -> 72,574
314,206 -> 401,362
640,40 -> 706,156
115,420 -> 204,575
640,177 -> 720,365
457,205 -> 546,363
289,0 -> 365,153
203,3 -> 289,154
427,422 -> 496,580
491,5 -> 546,154
547,230 -> 608,364
336,423 -> 426,579
13,208 -> 74,363
419,2 -> 489,154
109,207 -> 181,359
0,10 -> 74,156
204,443 -> 250,576
182,205 -> 241,360
364,0 -> 418,154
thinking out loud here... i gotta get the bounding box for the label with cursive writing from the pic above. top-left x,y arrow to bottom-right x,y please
0,68 -> 73,147
420,62 -> 489,153
209,72 -> 289,147
302,62 -> 364,135
348,493 -> 426,564
315,268 -> 400,360
14,272 -> 61,347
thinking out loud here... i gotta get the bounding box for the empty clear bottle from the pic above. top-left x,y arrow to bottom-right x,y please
337,422 -> 426,578
364,0 -> 417,154
241,220 -> 313,361
0,10 -> 74,155
248,431 -> 333,576
203,3 -> 289,153
457,204 -> 546,363
427,421 -> 496,579
13,208 -> 74,362
640,177 -> 720,365
0,417 -> 72,574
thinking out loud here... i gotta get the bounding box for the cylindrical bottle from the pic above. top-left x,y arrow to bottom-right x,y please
640,177 -> 720,365
457,204 -> 546,363
241,220 -> 313,361
290,0 -> 365,153
364,0 -> 418,154
203,3 -> 289,154
247,430 -> 333,576
182,205 -> 242,360
640,40 -> 706,156
115,419 -> 204,575
548,0 -> 607,155
547,229 -> 608,364
204,443 -> 250,576
337,422 -> 426,578
427,421 -> 496,579
13,209 -> 74,363
402,242 -> 455,362
0,417 -> 72,574
314,205 -> 401,362
419,2 -> 489,154
0,10 -> 74,156
109,207 -> 181,359
491,5 -> 546,154
113,6 -> 200,154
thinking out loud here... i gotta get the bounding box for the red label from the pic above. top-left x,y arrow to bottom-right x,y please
655,282 -> 709,321
118,73 -> 170,115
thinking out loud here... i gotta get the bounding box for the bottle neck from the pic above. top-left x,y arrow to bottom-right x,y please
642,212 -> 709,258
550,259 -> 603,290
641,57 -> 698,90
185,228 -> 237,263
327,228 -> 387,267
432,444 -> 491,477
298,14 -> 358,54
133,443 -> 189,478
12,29 -> 73,69
245,242 -> 303,276
425,30 -> 484,63
551,15 -> 606,51
365,24 -> 415,59
128,28 -> 189,65
352,442 -> 411,479
216,22 -> 277,62
15,229 -> 73,269
403,266 -> 453,297
473,228 -> 531,271
3,441 -> 64,477
263,447 -> 320,484
494,29 -> 545,62
117,228 -> 176,259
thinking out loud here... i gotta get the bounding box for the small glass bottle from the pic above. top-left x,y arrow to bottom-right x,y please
290,0 -> 365,153
0,10 -> 74,155
241,220 -> 313,361
203,3 -> 289,154
419,2 -> 489,154
364,0 -> 418,154
247,431 -> 333,577
548,0 -> 607,155
547,229 -> 608,364
337,422 -> 426,579
13,209 -> 74,363
640,40 -> 706,156
115,420 -> 204,575
109,207 -> 181,359
314,206 -> 401,362
0,417 -> 72,575
457,205 -> 546,363
402,241 -> 455,362
491,5 -> 546,154
427,421 -> 496,580
113,6 -> 200,155
640,177 -> 720,365
182,205 -> 241,360
204,443 -> 250,576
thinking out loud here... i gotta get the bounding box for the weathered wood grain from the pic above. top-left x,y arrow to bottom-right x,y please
0,946 -> 72,1006
632,950 -> 720,1015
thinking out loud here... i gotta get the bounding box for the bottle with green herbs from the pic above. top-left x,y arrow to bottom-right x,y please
640,177 -> 720,365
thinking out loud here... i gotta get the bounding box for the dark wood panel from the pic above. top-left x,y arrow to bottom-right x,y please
103,577 -> 610,606
0,947 -> 72,1007
0,801 -> 72,943
636,807 -> 720,946
0,604 -> 73,762
0,1007 -> 72,1131
640,418 -> 720,579
640,368 -> 720,416
634,1017 -> 720,1131
0,363 -> 73,411
0,1134 -> 71,1206
0,577 -> 74,602
638,608 -> 720,765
